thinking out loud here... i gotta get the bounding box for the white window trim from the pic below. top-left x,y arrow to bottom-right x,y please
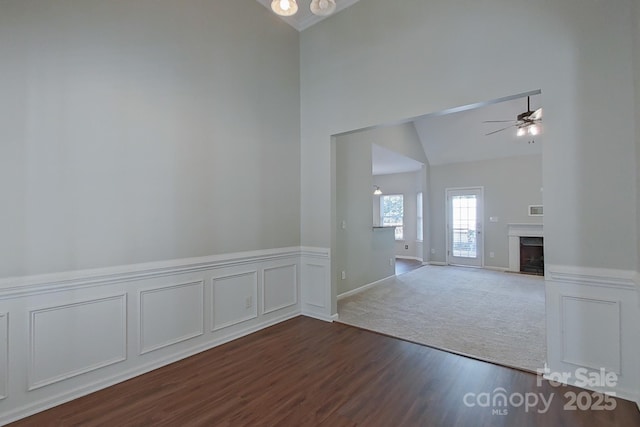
416,192 -> 423,242
380,194 -> 404,241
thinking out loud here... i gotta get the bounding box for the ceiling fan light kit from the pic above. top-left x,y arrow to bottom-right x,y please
271,0 -> 298,16
517,123 -> 540,137
484,96 -> 543,139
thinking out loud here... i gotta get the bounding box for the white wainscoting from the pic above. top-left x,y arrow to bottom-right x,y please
0,246 -> 331,425
0,313 -> 7,400
300,247 -> 335,321
545,264 -> 640,402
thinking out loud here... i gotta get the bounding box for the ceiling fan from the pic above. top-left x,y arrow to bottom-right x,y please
484,96 -> 542,139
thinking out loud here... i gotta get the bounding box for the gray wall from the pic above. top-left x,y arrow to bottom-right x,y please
334,123 -> 427,295
300,0 -> 638,275
429,154 -> 543,268
335,138 -> 394,295
0,0 -> 301,277
635,1 -> 640,271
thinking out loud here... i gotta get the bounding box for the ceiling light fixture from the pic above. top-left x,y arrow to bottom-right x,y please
271,0 -> 298,16
310,0 -> 337,16
373,186 -> 382,195
516,123 -> 541,137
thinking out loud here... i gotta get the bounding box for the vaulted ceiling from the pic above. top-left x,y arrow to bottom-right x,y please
372,144 -> 424,176
413,94 -> 542,166
371,93 -> 543,174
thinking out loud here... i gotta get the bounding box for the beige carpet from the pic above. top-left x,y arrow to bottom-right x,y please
337,265 -> 546,372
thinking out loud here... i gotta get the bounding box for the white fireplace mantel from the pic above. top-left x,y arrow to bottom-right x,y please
508,223 -> 543,272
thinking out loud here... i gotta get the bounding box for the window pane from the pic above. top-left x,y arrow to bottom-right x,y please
380,194 -> 404,240
451,195 -> 477,258
416,192 -> 423,241
395,226 -> 403,240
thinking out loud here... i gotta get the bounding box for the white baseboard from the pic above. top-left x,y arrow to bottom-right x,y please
302,311 -> 338,322
337,275 -> 394,300
427,261 -> 447,266
543,372 -> 639,405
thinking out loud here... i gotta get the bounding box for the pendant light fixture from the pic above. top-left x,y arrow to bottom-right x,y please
310,0 -> 336,16
373,186 -> 382,196
271,0 -> 298,16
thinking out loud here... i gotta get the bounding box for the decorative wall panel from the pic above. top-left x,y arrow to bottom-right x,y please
562,296 -> 621,373
211,272 -> 258,331
263,265 -> 297,314
29,295 -> 127,390
139,282 -> 204,355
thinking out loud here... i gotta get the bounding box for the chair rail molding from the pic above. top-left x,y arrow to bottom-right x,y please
0,247 -> 304,300
545,264 -> 637,290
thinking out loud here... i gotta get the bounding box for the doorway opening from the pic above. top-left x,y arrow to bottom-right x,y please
333,91 -> 545,373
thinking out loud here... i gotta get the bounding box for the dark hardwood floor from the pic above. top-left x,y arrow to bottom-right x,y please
9,317 -> 639,427
395,258 -> 424,275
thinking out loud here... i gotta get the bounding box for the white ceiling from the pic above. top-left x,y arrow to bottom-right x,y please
256,0 -> 361,31
372,144 -> 423,176
413,94 -> 542,166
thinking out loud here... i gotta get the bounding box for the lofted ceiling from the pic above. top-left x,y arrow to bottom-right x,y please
413,94 -> 542,166
256,0 -> 361,31
372,144 -> 424,176
371,93 -> 542,174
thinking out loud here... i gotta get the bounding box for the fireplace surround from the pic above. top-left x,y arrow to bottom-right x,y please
507,223 -> 543,274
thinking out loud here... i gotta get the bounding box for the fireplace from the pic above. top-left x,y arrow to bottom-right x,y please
519,237 -> 544,275
507,223 -> 543,275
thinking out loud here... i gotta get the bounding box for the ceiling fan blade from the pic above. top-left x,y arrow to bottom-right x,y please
529,108 -> 542,121
483,120 -> 516,123
485,124 -> 516,136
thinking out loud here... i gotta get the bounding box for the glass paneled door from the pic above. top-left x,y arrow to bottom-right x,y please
447,188 -> 483,267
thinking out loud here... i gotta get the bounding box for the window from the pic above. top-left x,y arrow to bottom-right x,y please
416,192 -> 423,241
380,194 -> 403,240
451,194 -> 477,258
